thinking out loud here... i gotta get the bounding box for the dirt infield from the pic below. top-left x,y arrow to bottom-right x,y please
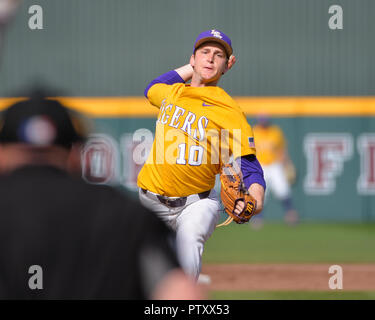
201,264 -> 375,291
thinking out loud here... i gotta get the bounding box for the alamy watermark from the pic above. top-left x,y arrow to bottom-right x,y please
131,127 -> 245,167
28,265 -> 43,290
26,4 -> 343,31
328,265 -> 343,290
328,5 -> 343,30
28,5 -> 43,30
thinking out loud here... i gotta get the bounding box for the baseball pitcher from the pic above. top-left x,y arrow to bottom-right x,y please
137,29 -> 266,280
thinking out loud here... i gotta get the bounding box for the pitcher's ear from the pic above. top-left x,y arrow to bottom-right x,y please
227,55 -> 236,70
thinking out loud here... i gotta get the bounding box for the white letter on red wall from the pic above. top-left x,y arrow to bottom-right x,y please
304,133 -> 353,195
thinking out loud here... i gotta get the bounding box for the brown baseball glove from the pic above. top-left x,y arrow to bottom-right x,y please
220,163 -> 257,224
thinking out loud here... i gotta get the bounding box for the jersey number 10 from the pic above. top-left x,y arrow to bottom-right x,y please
176,143 -> 204,166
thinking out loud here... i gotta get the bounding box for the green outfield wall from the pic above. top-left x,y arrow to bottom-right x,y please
0,96 -> 374,222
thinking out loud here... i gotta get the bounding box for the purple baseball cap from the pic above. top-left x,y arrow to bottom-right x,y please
194,29 -> 233,57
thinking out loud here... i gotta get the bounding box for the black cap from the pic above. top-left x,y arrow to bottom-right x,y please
0,95 -> 87,149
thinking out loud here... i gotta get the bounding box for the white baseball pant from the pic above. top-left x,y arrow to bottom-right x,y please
262,161 -> 291,200
139,188 -> 220,280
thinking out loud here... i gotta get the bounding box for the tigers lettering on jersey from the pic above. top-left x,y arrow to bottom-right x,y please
158,100 -> 209,142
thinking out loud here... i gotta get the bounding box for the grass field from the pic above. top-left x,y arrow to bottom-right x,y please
203,222 -> 375,263
202,223 -> 375,300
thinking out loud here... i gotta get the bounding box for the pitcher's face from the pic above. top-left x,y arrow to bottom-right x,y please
190,42 -> 228,84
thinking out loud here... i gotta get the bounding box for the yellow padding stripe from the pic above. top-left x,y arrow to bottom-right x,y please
0,97 -> 374,117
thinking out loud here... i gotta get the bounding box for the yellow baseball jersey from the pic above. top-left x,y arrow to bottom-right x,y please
137,83 -> 256,196
252,124 -> 285,165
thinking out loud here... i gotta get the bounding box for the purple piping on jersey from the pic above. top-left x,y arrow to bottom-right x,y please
238,155 -> 266,191
144,70 -> 185,98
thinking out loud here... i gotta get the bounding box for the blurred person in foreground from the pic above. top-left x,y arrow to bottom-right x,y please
0,0 -> 21,63
251,114 -> 299,228
0,93 -> 203,300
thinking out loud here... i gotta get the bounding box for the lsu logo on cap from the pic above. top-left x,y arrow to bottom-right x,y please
211,29 -> 222,39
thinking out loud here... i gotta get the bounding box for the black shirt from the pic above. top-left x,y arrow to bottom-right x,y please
0,165 -> 179,299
